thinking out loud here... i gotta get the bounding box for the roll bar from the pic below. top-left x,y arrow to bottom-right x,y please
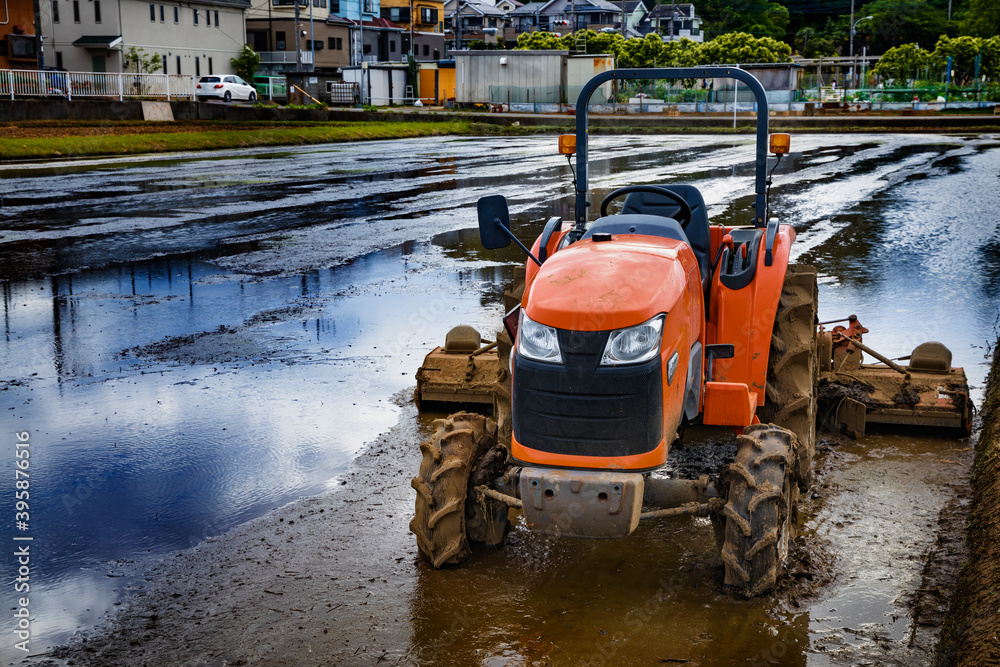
573,67 -> 770,231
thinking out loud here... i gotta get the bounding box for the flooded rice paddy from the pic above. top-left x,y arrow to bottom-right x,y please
1,133 -> 999,665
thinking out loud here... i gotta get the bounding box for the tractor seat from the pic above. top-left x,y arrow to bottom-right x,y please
619,184 -> 712,287
581,213 -> 689,246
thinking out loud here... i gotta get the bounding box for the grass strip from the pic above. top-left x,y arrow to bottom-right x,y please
0,120 -> 480,161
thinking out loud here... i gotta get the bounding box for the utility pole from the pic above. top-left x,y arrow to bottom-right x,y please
309,0 -> 315,71
33,0 -> 43,69
295,0 -> 303,71
409,0 -> 414,58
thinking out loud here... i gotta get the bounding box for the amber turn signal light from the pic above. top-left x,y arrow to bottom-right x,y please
558,134 -> 576,155
769,133 -> 791,155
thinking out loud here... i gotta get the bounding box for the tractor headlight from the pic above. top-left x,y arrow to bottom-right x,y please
600,314 -> 666,366
517,312 -> 563,364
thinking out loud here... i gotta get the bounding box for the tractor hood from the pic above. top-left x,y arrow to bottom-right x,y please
524,236 -> 694,332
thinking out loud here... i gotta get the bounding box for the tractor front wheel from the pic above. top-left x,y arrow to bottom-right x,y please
717,424 -> 796,597
410,412 -> 508,567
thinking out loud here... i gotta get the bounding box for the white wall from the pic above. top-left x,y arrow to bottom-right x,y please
40,0 -> 247,74
566,54 -> 614,104
455,50 -> 568,104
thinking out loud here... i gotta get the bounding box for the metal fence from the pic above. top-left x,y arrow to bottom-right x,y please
489,85 -> 565,105
0,70 -> 196,101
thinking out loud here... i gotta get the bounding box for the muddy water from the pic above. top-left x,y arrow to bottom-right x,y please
1,134 -> 999,665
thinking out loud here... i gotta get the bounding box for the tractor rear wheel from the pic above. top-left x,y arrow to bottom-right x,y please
759,264 -> 818,491
410,412 -> 508,567
718,424 -> 796,597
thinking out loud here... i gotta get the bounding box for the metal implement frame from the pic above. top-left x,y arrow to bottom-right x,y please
572,67 -> 770,230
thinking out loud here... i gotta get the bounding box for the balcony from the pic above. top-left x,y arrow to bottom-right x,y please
259,51 -> 314,65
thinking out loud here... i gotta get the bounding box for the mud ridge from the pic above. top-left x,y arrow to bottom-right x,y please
937,340 -> 1000,667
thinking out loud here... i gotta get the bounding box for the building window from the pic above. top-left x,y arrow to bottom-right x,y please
433,48 -> 439,59
159,4 -> 164,20
275,31 -> 286,50
327,36 -> 336,49
423,44 -> 428,56
306,39 -> 324,50
363,0 -> 374,13
329,0 -> 338,11
55,51 -> 63,68
312,0 -> 321,6
162,54 -> 167,72
195,56 -> 200,76
193,8 -> 198,24
173,6 -> 178,22
390,40 -> 395,52
363,43 -> 371,54
176,55 -> 181,73
94,0 -> 101,22
206,9 -> 211,25
208,57 -> 213,74
383,6 -> 408,22
51,0 -> 59,23
214,10 -> 219,25
420,7 -> 436,23
73,0 -> 80,22
149,2 -> 154,20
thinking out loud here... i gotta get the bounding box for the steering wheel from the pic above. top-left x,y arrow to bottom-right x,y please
599,185 -> 693,228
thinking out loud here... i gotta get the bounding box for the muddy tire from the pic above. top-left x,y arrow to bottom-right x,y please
718,424 -> 796,597
410,412 -> 507,567
759,264 -> 818,491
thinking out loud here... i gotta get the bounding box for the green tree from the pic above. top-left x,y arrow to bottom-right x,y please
230,44 -> 262,82
125,46 -> 162,74
697,32 -> 791,65
872,42 -> 931,82
959,0 -> 1000,38
862,0 -> 946,51
795,27 -> 837,58
586,30 -> 626,57
982,36 -> 1000,81
515,31 -> 574,50
932,34 -> 983,83
696,0 -> 789,41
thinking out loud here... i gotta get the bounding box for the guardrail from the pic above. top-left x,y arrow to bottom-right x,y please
0,70 -> 196,101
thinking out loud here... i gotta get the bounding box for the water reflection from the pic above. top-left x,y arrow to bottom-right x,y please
0,241 -> 510,659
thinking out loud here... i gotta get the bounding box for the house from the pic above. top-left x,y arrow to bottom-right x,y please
646,2 -> 701,42
379,0 -> 446,61
2,0 -> 38,69
37,0 -> 250,74
248,0 -> 406,72
493,0 -> 522,12
507,2 -> 546,32
607,0 -> 647,36
246,0 -> 353,73
443,0 -> 505,49
502,0 -> 620,36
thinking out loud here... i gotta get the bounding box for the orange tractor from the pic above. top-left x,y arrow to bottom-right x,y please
410,67 -> 817,596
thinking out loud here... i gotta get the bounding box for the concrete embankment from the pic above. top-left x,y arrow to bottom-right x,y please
938,341 -> 1000,667
3,98 -> 1000,132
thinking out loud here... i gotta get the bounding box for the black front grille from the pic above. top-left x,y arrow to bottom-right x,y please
512,330 -> 663,458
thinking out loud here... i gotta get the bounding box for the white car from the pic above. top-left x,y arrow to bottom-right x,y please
196,75 -> 257,103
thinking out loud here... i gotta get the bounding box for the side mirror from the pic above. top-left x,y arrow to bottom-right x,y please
477,195 -> 512,250
476,194 -> 543,266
